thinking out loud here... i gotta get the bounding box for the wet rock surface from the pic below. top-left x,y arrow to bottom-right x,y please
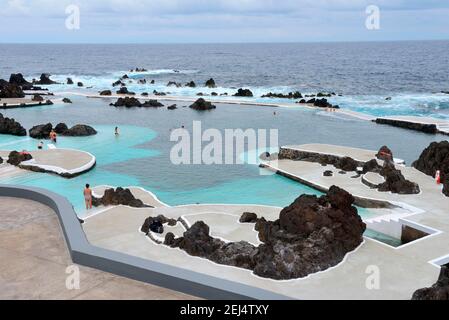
412,266 -> 449,300
92,187 -> 149,208
163,186 -> 365,280
233,88 -> 253,97
0,113 -> 27,136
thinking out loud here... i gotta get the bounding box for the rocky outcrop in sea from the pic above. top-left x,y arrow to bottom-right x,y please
34,73 -> 58,85
161,186 -> 365,280
110,97 -> 164,108
261,91 -> 303,99
189,98 -> 216,110
0,113 -> 27,136
233,88 -> 253,97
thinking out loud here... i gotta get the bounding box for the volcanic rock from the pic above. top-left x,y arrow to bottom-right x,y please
7,151 -> 32,166
99,90 -> 112,96
189,98 -> 216,110
110,97 -> 141,107
35,73 -> 58,85
166,186 -> 365,280
9,73 -> 31,86
0,82 -> 25,98
54,123 -> 68,134
116,87 -> 135,95
141,100 -> 164,108
239,212 -> 258,223
0,113 -> 27,136
185,81 -> 196,88
92,187 -> 147,208
32,94 -> 44,102
167,104 -> 177,110
29,123 -> 53,139
412,266 -> 449,300
77,82 -> 83,87
262,91 -> 302,99
63,124 -> 97,136
167,81 -> 182,87
376,145 -> 394,162
141,215 -> 178,235
67,78 -> 74,85
378,162 -> 420,194
62,98 -> 72,103
205,78 -> 216,88
412,141 -> 449,196
323,170 -> 333,177
234,88 -> 253,97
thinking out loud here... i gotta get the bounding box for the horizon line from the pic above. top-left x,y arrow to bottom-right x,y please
1,39 -> 449,45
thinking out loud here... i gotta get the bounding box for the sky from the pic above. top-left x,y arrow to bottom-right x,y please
0,0 -> 449,43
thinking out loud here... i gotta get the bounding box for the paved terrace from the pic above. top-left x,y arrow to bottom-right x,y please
0,149 -> 96,178
0,196 -> 197,299
82,174 -> 447,299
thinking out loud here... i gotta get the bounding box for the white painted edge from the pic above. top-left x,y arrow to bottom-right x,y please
20,148 -> 96,175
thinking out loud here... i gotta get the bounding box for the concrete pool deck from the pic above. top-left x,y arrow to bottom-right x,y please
0,196 -> 198,300
0,148 -> 96,178
80,142 -> 449,299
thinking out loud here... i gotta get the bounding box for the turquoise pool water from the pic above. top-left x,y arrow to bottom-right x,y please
0,94 -> 441,219
0,123 -> 323,215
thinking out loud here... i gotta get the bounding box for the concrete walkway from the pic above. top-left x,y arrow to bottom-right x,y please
0,98 -> 55,109
376,115 -> 449,135
0,149 -> 96,177
0,196 -> 198,300
81,140 -> 449,300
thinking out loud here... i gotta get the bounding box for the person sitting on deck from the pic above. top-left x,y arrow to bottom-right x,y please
83,184 -> 93,210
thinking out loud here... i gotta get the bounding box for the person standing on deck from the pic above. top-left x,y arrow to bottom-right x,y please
84,184 -> 93,210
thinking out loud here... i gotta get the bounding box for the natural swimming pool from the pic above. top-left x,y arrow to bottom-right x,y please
0,95 -> 444,216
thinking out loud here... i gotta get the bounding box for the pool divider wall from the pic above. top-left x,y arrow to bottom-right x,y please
0,184 -> 291,300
